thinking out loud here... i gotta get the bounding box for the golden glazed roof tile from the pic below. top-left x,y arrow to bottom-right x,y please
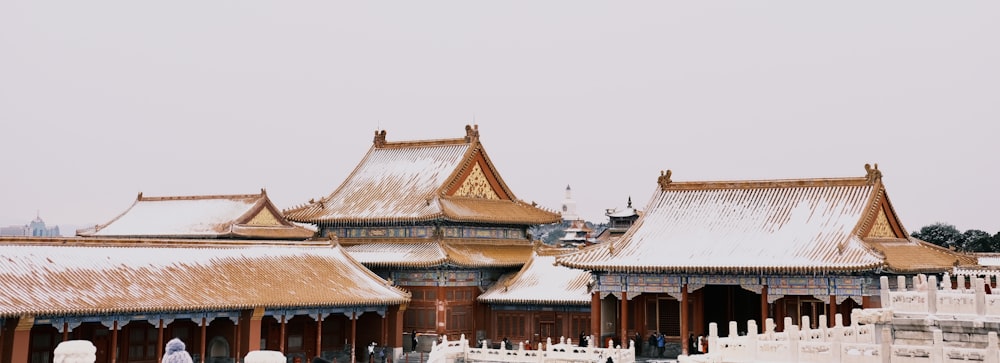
0,237 -> 409,317
559,167 -> 893,274
868,238 -> 977,273
283,126 -> 559,225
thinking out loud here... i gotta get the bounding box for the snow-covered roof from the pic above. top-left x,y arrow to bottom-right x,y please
479,250 -> 592,305
78,191 -> 314,239
560,169 -> 895,274
284,126 -> 560,225
0,237 -> 410,317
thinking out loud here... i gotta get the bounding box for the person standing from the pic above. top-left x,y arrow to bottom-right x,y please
647,333 -> 657,357
657,333 -> 665,357
411,331 -> 418,353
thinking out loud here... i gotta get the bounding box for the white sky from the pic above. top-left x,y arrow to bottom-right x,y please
1,1 -> 998,234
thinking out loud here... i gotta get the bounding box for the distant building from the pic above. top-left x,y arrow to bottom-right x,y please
593,197 -> 640,243
561,185 -> 580,221
0,214 -> 60,237
559,219 -> 593,247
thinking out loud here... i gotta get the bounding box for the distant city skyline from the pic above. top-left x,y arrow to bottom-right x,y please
2,2 -> 998,234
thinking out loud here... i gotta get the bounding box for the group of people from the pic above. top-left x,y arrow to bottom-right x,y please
646,332 -> 666,357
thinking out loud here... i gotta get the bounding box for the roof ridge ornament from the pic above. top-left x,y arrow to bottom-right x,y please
864,163 -> 882,185
373,129 -> 387,148
658,170 -> 673,190
464,124 -> 479,143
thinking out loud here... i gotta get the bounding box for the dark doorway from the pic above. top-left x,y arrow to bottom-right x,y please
700,285 -> 760,337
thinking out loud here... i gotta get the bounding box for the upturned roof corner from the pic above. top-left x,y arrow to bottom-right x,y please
864,163 -> 883,185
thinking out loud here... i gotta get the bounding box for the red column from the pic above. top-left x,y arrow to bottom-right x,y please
760,285 -> 769,327
828,295 -> 837,328
111,321 -> 119,363
316,313 -> 323,361
279,315 -> 287,353
3,315 -> 34,363
619,292 -> 628,349
239,307 -> 265,358
62,322 -> 69,342
590,292 -> 601,348
351,312 -> 357,363
681,285 -> 689,356
200,318 -> 207,362
157,319 -> 164,363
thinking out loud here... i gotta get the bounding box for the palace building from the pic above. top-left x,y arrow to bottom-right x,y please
557,165 -> 975,355
477,246 -> 592,348
283,125 -> 561,347
0,191 -> 409,363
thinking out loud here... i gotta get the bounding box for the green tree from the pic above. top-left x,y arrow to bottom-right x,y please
911,223 -> 964,250
961,229 -> 994,252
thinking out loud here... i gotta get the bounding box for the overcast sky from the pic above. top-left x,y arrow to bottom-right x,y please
2,1 -> 998,235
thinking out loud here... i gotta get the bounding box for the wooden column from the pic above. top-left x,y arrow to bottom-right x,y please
619,292 -> 628,349
239,307 -> 265,358
760,285 -> 769,326
828,295 -> 837,328
157,319 -> 165,363
3,315 -> 34,363
351,312 -> 357,363
200,318 -> 207,363
681,285 -> 689,356
316,313 -> 323,361
235,318 -> 241,362
111,321 -> 119,363
279,315 -> 286,353
590,292 -> 601,348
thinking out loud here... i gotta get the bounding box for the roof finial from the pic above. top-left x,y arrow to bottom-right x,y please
260,188 -> 267,195
464,124 -> 479,143
137,192 -> 143,200
627,196 -> 632,208
373,129 -> 387,147
864,163 -> 882,184
658,170 -> 673,190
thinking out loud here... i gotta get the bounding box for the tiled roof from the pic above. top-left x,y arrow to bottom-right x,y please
479,250 -> 591,305
868,238 -> 977,273
342,240 -> 533,268
559,171 -> 892,274
283,126 -> 560,225
0,237 -> 409,317
443,243 -> 533,268
78,191 -> 314,239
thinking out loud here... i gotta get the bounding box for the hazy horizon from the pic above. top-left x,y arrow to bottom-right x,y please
2,1 -> 998,235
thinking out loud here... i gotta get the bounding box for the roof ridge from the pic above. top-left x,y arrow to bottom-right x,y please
139,192 -> 263,201
659,177 -> 871,190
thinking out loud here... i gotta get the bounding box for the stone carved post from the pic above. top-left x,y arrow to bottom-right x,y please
747,320 -> 759,363
898,276 -> 907,292
880,327 -> 892,363
708,323 -> 719,355
831,314 -> 843,363
977,277 -> 987,317
928,275 -> 938,315
786,317 -> 799,363
880,276 -> 891,310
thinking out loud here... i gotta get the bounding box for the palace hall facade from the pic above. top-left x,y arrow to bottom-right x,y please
283,126 -> 561,345
557,165 -> 975,355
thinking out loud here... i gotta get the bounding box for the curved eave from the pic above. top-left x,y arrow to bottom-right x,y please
557,261 -> 885,275
1,299 -> 412,319
478,298 -> 590,306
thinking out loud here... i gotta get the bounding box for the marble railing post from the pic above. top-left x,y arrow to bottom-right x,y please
928,275 -> 938,315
